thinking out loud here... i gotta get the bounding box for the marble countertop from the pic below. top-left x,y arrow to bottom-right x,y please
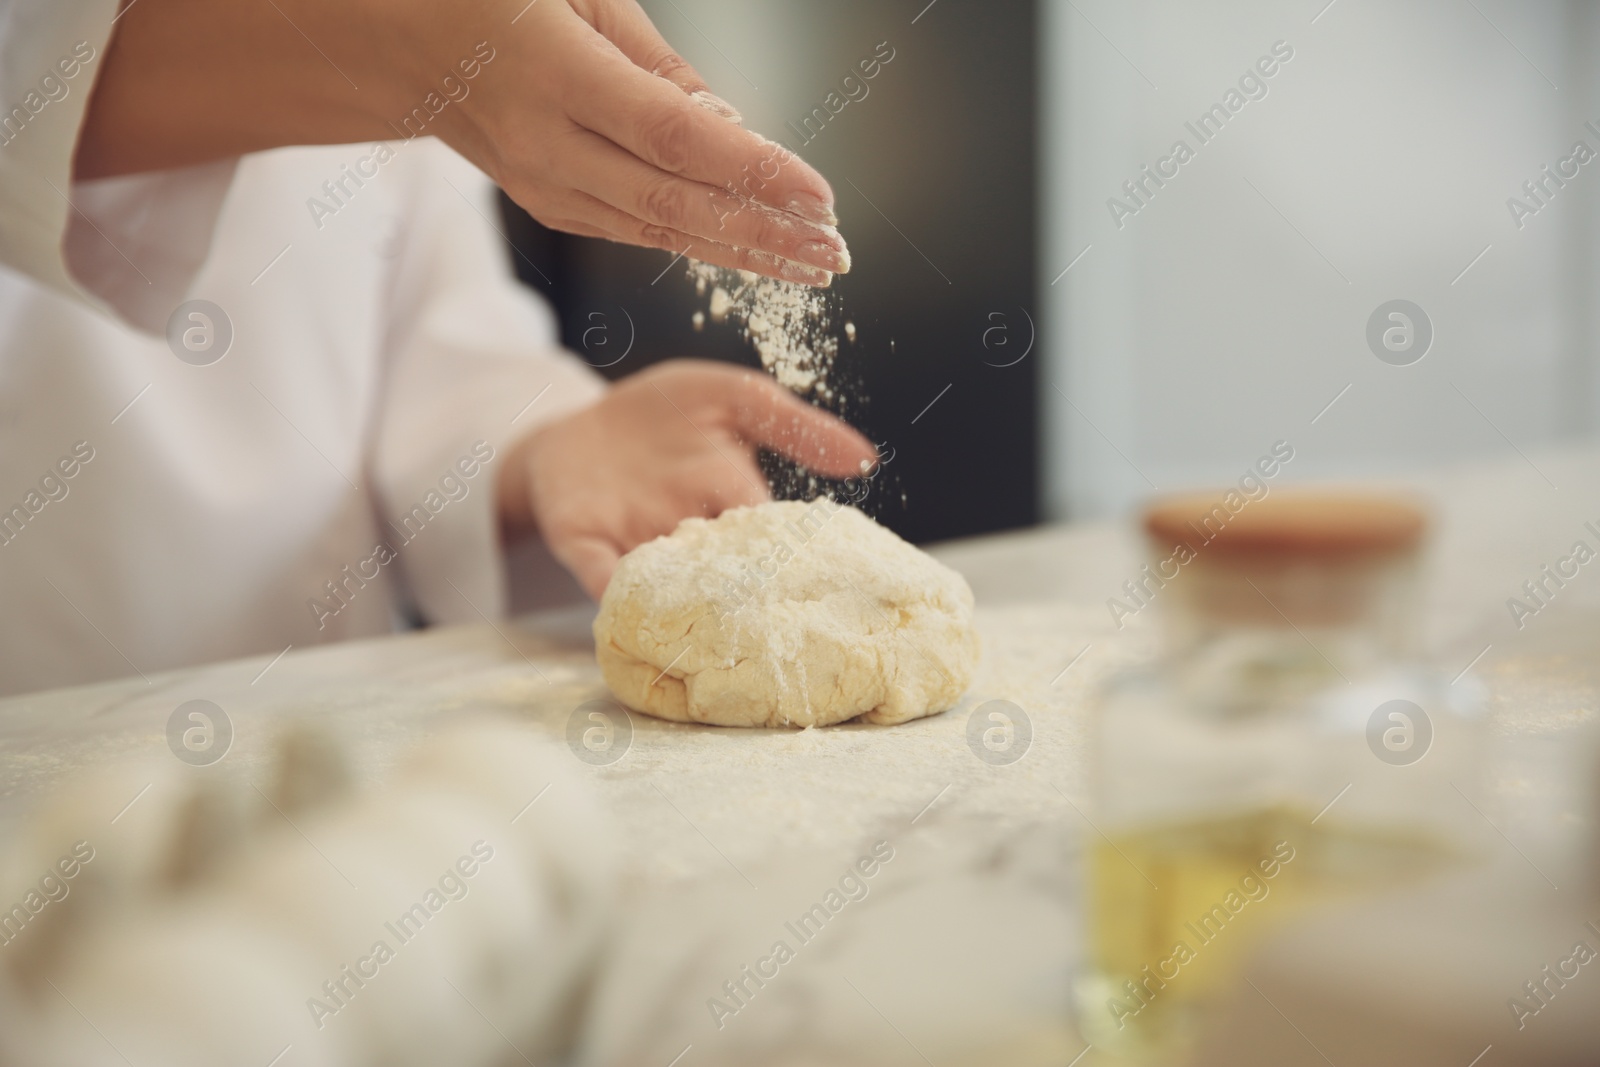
2,450 -> 1598,1066
3,449 -> 1598,879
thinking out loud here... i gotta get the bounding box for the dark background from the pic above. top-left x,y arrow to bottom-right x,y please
499,0 -> 1038,545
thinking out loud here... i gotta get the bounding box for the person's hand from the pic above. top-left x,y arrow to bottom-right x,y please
498,360 -> 879,598
78,0 -> 848,287
458,0 -> 849,286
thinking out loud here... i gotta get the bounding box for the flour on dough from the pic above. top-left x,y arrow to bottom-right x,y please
593,500 -> 980,727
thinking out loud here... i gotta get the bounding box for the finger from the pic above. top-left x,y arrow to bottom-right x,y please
694,452 -> 771,513
720,370 -> 879,478
578,0 -> 707,87
587,11 -> 743,125
551,533 -> 622,601
565,45 -> 837,226
576,0 -> 742,123
678,476 -> 768,524
557,129 -> 848,275
540,218 -> 611,240
554,192 -> 834,287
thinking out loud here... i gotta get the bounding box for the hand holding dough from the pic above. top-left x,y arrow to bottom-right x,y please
593,501 -> 980,727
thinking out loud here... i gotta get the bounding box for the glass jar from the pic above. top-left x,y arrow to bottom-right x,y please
1075,491 -> 1485,1063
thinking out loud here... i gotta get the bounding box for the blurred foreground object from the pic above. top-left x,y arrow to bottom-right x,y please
1193,738 -> 1600,1066
0,719 -> 616,1067
1079,490 -> 1487,1061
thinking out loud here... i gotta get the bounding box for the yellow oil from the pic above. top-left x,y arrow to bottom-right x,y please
1076,806 -> 1455,1063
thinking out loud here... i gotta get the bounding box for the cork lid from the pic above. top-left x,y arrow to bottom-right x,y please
1143,490 -> 1427,559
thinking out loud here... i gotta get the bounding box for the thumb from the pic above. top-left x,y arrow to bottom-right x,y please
585,0 -> 739,119
551,532 -> 622,601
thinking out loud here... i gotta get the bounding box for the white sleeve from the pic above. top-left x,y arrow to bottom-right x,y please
63,159 -> 239,332
0,2 -> 237,329
372,143 -> 607,627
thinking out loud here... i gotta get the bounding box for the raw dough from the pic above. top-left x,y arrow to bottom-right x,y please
593,500 -> 980,727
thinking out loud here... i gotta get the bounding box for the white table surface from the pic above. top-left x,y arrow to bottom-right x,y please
3,448 -> 1598,865
1,450 -> 1597,1066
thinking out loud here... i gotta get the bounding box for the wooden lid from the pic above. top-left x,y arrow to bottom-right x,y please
1143,490 -> 1427,559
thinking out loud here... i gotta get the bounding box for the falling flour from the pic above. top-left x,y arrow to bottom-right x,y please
689,261 -> 840,400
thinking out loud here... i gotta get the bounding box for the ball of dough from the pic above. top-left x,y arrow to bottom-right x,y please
593,500 -> 980,727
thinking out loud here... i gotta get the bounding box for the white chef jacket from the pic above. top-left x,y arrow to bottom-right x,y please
0,10 -> 605,696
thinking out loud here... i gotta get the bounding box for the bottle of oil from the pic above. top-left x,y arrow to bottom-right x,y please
1076,491 -> 1484,1063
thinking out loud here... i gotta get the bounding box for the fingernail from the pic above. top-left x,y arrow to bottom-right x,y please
690,89 -> 743,125
780,260 -> 832,288
796,240 -> 850,274
787,192 -> 838,227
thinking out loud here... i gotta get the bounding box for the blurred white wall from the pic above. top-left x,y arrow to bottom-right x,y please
1043,0 -> 1600,519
